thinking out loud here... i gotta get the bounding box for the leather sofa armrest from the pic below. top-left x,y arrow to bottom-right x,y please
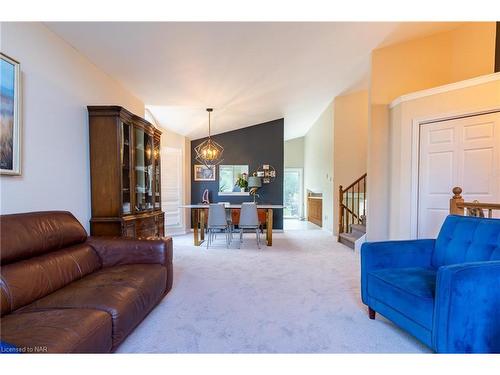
87,236 -> 173,268
361,239 -> 435,304
433,260 -> 500,353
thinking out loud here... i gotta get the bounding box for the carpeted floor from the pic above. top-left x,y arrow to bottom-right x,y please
117,227 -> 431,353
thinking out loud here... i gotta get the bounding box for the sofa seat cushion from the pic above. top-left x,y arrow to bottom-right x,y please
18,264 -> 167,346
367,267 -> 436,329
1,309 -> 112,353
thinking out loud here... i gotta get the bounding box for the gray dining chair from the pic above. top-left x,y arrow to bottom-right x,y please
238,202 -> 260,249
207,203 -> 230,248
218,201 -> 234,241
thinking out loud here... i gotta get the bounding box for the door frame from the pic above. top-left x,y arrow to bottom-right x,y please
283,167 -> 304,219
409,107 -> 500,238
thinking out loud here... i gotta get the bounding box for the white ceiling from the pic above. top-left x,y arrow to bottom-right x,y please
46,22 -> 463,140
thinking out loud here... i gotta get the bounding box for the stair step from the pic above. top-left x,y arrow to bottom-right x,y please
338,232 -> 357,249
351,224 -> 366,233
350,224 -> 366,238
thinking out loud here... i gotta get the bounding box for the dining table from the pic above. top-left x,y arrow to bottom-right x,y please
179,204 -> 284,246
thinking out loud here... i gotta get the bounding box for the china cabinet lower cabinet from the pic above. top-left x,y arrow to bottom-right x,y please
88,106 -> 164,238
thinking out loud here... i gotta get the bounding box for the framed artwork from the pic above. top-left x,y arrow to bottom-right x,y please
194,164 -> 216,181
1,53 -> 21,175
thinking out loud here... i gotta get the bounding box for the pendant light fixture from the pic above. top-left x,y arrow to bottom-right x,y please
194,108 -> 224,167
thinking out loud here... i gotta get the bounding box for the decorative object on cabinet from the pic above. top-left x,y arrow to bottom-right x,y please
88,106 -> 164,238
0,53 -> 21,175
194,164 -> 216,181
194,108 -> 224,167
202,189 -> 210,204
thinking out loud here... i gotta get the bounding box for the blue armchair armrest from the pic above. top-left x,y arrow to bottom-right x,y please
361,239 -> 435,304
433,260 -> 500,353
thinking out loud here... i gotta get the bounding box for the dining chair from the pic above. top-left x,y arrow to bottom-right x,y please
207,203 -> 230,248
218,201 -> 234,241
238,202 -> 260,249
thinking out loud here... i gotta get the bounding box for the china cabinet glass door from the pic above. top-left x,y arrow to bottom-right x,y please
121,122 -> 131,214
134,127 -> 154,211
154,138 -> 161,209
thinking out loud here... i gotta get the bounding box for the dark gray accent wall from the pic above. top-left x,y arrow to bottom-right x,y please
191,118 -> 284,229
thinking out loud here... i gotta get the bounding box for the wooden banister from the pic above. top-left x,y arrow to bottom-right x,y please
342,173 -> 367,193
450,187 -> 500,218
338,173 -> 367,239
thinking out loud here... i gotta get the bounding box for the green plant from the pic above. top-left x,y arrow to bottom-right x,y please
236,176 -> 248,189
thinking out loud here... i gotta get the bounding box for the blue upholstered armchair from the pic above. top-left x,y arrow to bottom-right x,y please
361,215 -> 500,353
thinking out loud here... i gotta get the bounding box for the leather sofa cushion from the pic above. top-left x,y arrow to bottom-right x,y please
1,309 -> 112,353
433,215 -> 500,268
367,267 -> 436,329
1,244 -> 101,316
19,264 -> 167,346
0,211 -> 87,265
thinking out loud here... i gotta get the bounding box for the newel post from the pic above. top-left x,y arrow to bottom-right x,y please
338,185 -> 344,236
450,187 -> 465,216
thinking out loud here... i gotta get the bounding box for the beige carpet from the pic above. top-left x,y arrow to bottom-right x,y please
117,228 -> 431,353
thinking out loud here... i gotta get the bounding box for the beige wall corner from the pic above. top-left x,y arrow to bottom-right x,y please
333,90 -> 369,235
367,22 -> 496,241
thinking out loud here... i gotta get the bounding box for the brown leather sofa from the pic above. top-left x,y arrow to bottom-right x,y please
0,211 -> 173,353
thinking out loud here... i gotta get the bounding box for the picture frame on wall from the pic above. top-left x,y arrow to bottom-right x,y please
194,164 -> 216,181
0,53 -> 21,175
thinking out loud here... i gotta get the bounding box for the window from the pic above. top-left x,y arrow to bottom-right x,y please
219,165 -> 249,194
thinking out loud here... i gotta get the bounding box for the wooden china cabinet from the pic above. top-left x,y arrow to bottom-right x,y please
88,106 -> 164,238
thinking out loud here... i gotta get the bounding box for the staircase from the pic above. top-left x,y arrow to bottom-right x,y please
338,173 -> 367,249
338,223 -> 366,249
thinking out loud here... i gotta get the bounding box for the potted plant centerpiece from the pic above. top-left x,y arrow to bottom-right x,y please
236,173 -> 248,192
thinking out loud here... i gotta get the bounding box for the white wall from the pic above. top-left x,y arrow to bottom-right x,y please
284,137 -> 304,168
388,74 -> 500,239
304,103 -> 334,232
0,23 -> 144,230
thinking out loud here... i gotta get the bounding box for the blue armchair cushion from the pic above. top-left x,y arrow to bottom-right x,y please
367,267 -> 436,329
433,215 -> 500,268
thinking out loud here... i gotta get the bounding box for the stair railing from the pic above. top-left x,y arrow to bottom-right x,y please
450,187 -> 500,218
338,173 -> 367,240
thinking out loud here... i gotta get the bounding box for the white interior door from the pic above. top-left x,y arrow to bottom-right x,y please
162,147 -> 184,233
418,112 -> 500,238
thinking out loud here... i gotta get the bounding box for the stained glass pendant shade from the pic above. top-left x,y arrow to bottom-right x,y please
194,108 -> 224,167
